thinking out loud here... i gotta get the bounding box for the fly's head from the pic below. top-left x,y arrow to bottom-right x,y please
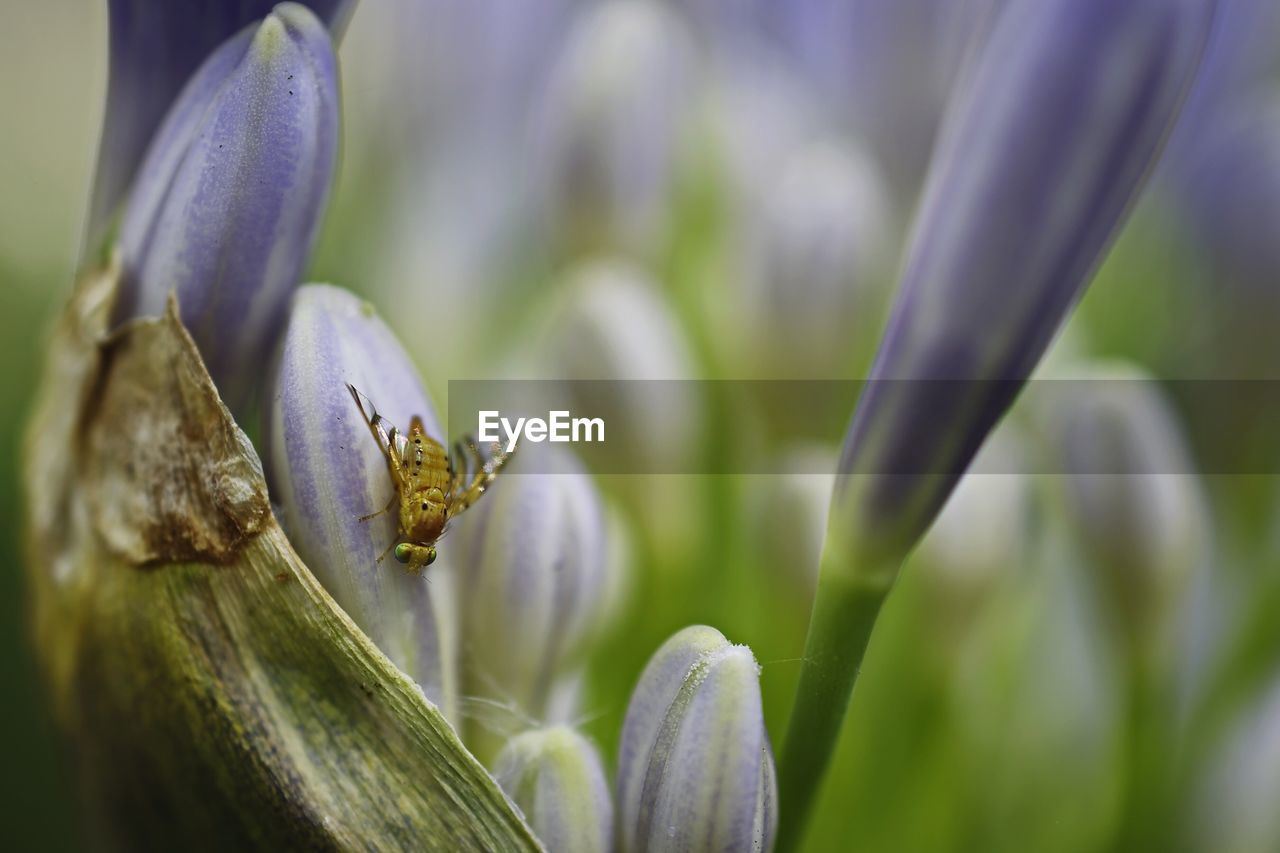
393,542 -> 437,573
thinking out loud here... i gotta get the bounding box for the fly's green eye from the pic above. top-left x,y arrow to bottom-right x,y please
394,543 -> 412,564
425,547 -> 437,566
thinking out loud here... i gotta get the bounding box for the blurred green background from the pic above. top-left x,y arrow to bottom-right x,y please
5,1 -> 1280,851
1,3 -> 102,848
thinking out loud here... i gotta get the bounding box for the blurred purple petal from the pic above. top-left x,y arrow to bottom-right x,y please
832,0 -> 1218,572
263,284 -> 458,719
1182,96 -> 1280,294
690,0 -> 1006,195
90,0 -> 352,247
116,3 -> 339,411
1161,0 -> 1280,187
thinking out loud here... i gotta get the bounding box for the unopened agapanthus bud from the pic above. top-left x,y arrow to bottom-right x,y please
913,423 -> 1032,594
912,424 -> 1033,644
493,726 -> 614,853
1183,96 -> 1280,297
531,258 -> 702,555
454,446 -> 609,730
1195,676 -> 1280,853
732,138 -> 891,379
533,0 -> 697,258
618,626 -> 777,853
749,444 -> 837,595
116,3 -> 339,412
537,258 -> 700,471
263,285 -> 458,719
1037,363 -> 1206,644
831,0 -> 1218,579
89,0 -> 351,245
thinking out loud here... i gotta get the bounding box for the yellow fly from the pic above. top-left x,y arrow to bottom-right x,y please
348,383 -> 510,574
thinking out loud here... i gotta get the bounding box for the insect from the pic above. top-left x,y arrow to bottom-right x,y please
347,383 -> 511,575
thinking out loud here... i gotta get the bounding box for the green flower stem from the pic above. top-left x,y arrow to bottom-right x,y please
1110,622 -> 1183,853
776,541 -> 895,852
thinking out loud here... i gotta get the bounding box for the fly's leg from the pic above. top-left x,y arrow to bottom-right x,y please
449,441 -> 467,487
349,383 -> 416,565
374,538 -> 398,565
358,493 -> 398,522
448,436 -> 511,514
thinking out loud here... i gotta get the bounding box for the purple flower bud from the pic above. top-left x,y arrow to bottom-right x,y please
732,138 -> 891,378
493,726 -> 614,853
832,0 -> 1218,577
536,259 -> 701,471
1037,363 -> 1206,639
532,0 -> 698,258
1180,0 -> 1280,119
263,285 -> 458,719
915,424 -> 1030,577
453,447 -> 610,729
116,3 -> 340,412
747,443 -> 836,595
617,626 -> 777,853
91,0 -> 351,245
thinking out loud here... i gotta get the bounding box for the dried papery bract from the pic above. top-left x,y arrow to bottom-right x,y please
22,263 -> 539,850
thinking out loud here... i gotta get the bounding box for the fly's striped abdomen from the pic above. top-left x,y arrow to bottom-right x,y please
400,423 -> 450,542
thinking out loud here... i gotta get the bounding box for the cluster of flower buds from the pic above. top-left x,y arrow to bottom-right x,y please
99,5 -> 778,847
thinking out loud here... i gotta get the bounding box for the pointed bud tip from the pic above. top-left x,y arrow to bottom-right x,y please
618,625 -> 776,853
494,726 -> 613,853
